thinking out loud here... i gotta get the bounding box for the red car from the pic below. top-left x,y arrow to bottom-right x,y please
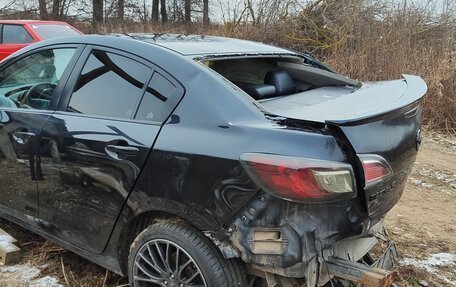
0,20 -> 82,61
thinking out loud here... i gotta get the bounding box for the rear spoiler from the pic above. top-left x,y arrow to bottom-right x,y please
326,75 -> 427,126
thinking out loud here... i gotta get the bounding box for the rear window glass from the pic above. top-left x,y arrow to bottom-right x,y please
135,72 -> 175,121
31,24 -> 80,39
2,25 -> 33,44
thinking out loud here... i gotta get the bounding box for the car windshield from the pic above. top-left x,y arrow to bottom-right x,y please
31,24 -> 80,39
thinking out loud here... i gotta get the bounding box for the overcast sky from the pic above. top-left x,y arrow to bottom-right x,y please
0,0 -> 452,22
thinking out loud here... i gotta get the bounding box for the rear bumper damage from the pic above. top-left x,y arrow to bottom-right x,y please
221,193 -> 399,286
323,243 -> 399,287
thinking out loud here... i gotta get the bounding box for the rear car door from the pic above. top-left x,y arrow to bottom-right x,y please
0,24 -> 36,61
37,46 -> 183,253
0,46 -> 79,222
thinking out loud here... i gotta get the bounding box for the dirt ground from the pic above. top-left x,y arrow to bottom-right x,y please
0,131 -> 454,287
386,132 -> 456,286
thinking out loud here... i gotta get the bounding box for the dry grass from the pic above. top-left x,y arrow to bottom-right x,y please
0,218 -> 127,286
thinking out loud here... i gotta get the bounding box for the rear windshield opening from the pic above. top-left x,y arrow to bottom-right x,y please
201,56 -> 360,101
31,24 -> 80,40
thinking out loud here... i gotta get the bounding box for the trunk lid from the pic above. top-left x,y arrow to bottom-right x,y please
260,75 -> 427,218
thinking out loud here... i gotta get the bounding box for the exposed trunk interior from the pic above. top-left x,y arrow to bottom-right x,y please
202,56 -> 359,102
203,55 -> 427,218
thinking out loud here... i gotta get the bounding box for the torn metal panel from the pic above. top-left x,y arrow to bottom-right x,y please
226,192 -> 371,278
224,192 -> 401,286
324,257 -> 400,287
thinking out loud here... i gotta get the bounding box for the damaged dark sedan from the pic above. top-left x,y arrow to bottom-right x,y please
0,34 -> 426,287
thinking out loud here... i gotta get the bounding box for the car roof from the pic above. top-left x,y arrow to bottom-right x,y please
112,33 -> 294,56
17,34 -> 299,60
0,20 -> 71,25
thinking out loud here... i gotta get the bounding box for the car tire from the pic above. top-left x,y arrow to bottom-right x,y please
128,219 -> 247,287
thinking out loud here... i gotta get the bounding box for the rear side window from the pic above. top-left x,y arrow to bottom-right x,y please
2,25 -> 33,44
67,50 -> 151,119
31,24 -> 80,40
135,72 -> 175,121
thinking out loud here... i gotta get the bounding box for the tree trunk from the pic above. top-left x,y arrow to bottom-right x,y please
93,0 -> 104,27
203,0 -> 209,27
59,0 -> 67,18
184,0 -> 191,23
118,0 -> 124,21
151,0 -> 159,22
51,0 -> 60,19
246,0 -> 256,24
160,0 -> 167,22
38,0 -> 49,19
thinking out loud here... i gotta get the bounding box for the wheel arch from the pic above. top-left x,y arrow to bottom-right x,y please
117,207 -> 217,274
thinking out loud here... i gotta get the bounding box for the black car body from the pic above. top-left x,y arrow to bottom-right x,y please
0,34 -> 426,286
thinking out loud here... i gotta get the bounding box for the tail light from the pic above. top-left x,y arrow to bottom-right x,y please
240,153 -> 356,202
358,154 -> 393,187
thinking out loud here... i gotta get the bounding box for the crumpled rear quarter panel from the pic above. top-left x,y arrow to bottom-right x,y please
227,192 -> 370,278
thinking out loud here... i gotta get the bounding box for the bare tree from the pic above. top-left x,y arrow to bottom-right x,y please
203,0 -> 209,27
160,0 -> 168,22
245,0 -> 256,24
38,0 -> 49,19
93,0 -> 104,25
36,0 -> 68,20
51,0 -> 60,18
118,0 -> 125,20
152,0 -> 159,22
184,0 -> 191,23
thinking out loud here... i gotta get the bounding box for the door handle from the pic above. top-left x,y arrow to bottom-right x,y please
105,144 -> 139,160
12,131 -> 36,145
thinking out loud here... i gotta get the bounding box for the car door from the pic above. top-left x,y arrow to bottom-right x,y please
0,24 -> 36,61
37,46 -> 183,253
0,45 -> 79,223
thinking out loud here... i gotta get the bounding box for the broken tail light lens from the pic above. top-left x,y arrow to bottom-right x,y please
358,154 -> 393,187
240,153 -> 356,202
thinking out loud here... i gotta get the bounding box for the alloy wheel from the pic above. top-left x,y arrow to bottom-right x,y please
133,239 -> 208,287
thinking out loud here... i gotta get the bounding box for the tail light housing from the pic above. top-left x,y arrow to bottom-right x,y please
358,154 -> 393,187
240,153 -> 356,202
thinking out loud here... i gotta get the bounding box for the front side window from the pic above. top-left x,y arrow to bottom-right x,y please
0,48 -> 76,109
67,50 -> 151,120
2,25 -> 33,44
